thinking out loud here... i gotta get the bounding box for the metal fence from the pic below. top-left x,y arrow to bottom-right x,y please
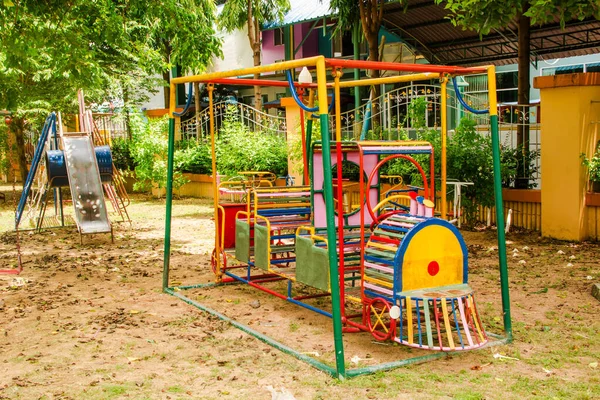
93,113 -> 128,141
180,102 -> 287,142
333,84 -> 542,188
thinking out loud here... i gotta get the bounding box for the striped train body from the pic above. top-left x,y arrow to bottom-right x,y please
363,214 -> 488,351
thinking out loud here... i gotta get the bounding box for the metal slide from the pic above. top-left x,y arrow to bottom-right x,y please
62,134 -> 112,240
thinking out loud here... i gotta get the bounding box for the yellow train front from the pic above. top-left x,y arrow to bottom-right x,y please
363,212 -> 488,351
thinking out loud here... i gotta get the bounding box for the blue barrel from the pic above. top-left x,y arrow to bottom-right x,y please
45,145 -> 114,187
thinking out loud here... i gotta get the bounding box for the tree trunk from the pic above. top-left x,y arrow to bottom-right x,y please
253,46 -> 262,110
163,70 -> 171,110
162,40 -> 172,110
516,7 -> 531,189
10,117 -> 28,183
194,82 -> 201,141
367,32 -> 380,130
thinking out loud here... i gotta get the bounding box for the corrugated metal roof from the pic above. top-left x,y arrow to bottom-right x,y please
263,0 -> 332,30
257,0 -> 599,66
381,1 -> 600,66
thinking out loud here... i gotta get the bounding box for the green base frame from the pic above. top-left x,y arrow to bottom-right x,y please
165,283 -> 512,379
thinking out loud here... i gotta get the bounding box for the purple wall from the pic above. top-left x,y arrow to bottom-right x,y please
301,23 -> 319,58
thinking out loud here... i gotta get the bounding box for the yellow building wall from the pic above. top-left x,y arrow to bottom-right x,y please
535,73 -> 600,241
280,97 -> 302,185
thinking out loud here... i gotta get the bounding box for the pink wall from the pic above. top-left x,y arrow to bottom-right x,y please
261,30 -> 283,65
261,23 -> 319,65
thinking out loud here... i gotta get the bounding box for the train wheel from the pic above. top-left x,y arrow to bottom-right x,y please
211,248 -> 227,275
366,297 -> 396,341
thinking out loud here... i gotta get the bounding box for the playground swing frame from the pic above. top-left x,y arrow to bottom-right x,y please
162,56 -> 512,379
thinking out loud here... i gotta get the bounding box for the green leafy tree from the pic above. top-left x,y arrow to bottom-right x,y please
141,0 -> 222,107
438,0 -> 599,187
219,0 -> 291,110
0,0 -> 221,182
330,1 -> 407,125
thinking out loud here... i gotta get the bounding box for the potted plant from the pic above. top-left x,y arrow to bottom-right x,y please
582,147 -> 600,192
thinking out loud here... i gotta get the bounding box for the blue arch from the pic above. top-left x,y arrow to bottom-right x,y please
392,218 -> 469,293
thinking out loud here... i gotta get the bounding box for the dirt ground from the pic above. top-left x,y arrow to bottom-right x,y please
0,187 -> 598,399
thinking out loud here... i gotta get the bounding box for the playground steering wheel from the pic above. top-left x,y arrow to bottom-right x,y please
368,194 -> 412,230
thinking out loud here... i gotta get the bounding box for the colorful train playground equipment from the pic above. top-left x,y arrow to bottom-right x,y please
15,93 -> 131,244
162,56 -> 512,378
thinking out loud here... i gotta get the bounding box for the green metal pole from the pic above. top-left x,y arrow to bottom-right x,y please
319,114 -> 346,378
162,117 -> 176,291
490,114 -> 512,339
166,287 -> 338,377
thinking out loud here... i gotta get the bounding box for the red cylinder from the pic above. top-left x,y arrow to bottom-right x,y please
217,203 -> 247,249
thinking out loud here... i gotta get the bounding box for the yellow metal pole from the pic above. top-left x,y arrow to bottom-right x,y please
334,70 -> 343,142
440,77 -> 448,220
169,82 -> 177,117
208,84 -> 222,283
487,67 -> 498,114
171,57 -> 323,85
338,73 -> 438,89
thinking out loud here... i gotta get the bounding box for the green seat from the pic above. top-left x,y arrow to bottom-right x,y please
295,236 -> 330,292
235,219 -> 250,263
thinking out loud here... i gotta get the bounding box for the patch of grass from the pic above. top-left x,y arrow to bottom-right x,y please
167,385 -> 186,393
167,315 -> 199,327
289,322 -> 300,332
103,384 -> 128,398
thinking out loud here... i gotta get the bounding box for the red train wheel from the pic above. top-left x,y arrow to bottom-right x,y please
366,297 -> 396,341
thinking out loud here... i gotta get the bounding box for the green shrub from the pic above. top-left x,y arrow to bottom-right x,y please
174,141 -> 212,174
581,145 -> 600,183
111,138 -> 135,172
129,114 -> 187,192
501,144 -> 540,188
215,107 -> 288,177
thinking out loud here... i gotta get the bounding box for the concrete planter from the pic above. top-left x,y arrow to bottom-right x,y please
151,174 -> 287,199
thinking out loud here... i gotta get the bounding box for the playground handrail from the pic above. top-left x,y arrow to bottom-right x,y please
15,112 -> 56,228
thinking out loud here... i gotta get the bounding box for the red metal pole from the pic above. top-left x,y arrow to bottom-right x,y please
325,59 -> 487,74
209,78 -> 317,88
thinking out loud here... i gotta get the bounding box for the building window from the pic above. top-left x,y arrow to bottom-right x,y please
463,71 -> 517,105
541,63 -> 584,76
587,63 -> 600,73
496,71 -> 518,103
274,28 -> 284,46
332,30 -> 355,58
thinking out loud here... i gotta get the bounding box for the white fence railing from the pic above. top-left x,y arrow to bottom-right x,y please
180,102 -> 287,142
331,84 -> 541,188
